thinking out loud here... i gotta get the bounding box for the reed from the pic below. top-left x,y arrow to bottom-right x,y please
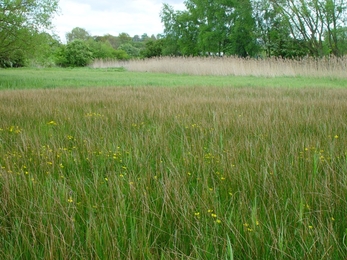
91,56 -> 347,78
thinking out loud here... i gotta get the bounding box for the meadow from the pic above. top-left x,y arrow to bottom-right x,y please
0,61 -> 347,259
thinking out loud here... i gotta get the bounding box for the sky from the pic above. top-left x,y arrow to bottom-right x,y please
52,0 -> 185,42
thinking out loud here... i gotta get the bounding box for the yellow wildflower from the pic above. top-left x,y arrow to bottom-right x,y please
47,121 -> 57,125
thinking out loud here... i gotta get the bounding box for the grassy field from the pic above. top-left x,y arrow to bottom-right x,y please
1,67 -> 347,259
1,67 -> 347,90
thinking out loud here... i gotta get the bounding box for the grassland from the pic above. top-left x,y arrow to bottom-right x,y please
1,66 -> 347,259
1,67 -> 347,90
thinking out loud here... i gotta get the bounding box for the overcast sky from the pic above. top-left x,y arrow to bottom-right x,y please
52,0 -> 185,42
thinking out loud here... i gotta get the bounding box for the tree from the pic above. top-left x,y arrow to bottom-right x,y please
253,0 -> 306,57
141,33 -> 150,42
160,4 -> 179,55
0,0 -> 59,67
113,50 -> 129,60
133,35 -> 141,42
66,27 -> 91,43
185,0 -> 234,56
272,0 -> 347,57
95,33 -> 132,49
160,4 -> 199,56
95,34 -> 119,49
322,0 -> 347,56
141,39 -> 164,58
225,0 -> 259,57
118,33 -> 132,45
334,27 -> 347,55
29,32 -> 61,67
61,40 -> 93,67
161,1 -> 259,57
118,43 -> 141,58
87,39 -> 117,59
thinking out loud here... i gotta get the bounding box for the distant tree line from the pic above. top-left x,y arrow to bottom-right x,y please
55,27 -> 161,67
1,0 -> 346,67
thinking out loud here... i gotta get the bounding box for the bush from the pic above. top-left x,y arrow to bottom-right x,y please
113,49 -> 129,60
118,43 -> 141,58
0,50 -> 26,68
61,40 -> 94,67
88,40 -> 116,59
141,39 -> 164,58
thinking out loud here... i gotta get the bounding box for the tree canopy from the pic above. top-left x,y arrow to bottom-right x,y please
0,0 -> 59,66
161,0 -> 347,58
66,27 -> 91,43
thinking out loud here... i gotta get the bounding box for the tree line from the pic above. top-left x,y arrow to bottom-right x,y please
1,0 -> 347,68
160,0 -> 347,58
55,28 -> 161,67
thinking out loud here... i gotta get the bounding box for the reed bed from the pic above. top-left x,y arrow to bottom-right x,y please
1,86 -> 347,259
91,56 -> 347,78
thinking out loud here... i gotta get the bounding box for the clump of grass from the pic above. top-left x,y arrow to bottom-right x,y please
91,56 -> 347,78
1,86 -> 347,259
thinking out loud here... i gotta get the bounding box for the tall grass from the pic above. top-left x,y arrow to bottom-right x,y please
91,56 -> 347,78
1,86 -> 347,259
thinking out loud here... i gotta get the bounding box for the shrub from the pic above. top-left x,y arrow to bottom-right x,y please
62,39 -> 94,67
118,43 -> 141,58
113,49 -> 129,60
0,50 -> 26,68
88,40 -> 117,59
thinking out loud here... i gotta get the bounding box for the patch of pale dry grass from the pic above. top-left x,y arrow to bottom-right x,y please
91,56 -> 347,78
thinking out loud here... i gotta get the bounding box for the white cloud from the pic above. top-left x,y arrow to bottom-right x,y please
52,0 -> 186,42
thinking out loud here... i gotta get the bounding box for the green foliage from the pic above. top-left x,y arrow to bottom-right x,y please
161,0 -> 259,57
87,39 -> 116,59
141,40 -> 164,58
225,0 -> 259,57
269,0 -> 347,57
28,33 -> 62,67
94,34 -> 120,49
118,43 -> 141,58
93,33 -> 139,54
326,27 -> 347,56
186,0 -> 229,55
0,49 -> 26,68
54,45 -> 68,67
66,27 -> 91,43
113,50 -> 129,60
0,0 -> 59,67
59,40 -> 94,67
161,0 -> 347,58
117,33 -> 132,45
160,4 -> 199,56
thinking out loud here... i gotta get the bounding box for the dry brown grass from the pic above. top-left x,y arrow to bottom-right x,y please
91,56 -> 347,78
